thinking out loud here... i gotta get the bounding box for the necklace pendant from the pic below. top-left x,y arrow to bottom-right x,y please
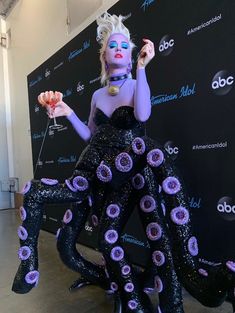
108,85 -> 119,96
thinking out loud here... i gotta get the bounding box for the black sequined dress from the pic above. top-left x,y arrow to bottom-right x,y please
12,106 -> 235,313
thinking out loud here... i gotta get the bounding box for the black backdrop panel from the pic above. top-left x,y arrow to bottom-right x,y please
28,0 -> 235,267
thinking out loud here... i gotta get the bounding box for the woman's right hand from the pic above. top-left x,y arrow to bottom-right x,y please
38,91 -> 73,118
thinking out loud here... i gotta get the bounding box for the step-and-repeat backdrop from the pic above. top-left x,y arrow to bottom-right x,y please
27,0 -> 235,267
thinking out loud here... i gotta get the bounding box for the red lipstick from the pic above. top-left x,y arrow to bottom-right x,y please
115,53 -> 123,58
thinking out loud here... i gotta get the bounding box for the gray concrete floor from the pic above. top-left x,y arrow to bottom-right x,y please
0,209 -> 232,313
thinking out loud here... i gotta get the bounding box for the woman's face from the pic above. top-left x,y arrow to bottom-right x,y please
104,33 -> 131,70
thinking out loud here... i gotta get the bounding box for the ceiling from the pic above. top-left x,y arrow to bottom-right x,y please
0,0 -> 19,18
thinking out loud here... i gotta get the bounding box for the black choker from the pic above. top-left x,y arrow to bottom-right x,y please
109,74 -> 128,82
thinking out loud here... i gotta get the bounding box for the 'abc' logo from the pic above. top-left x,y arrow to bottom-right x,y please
211,70 -> 234,95
85,224 -> 93,232
34,105 -> 39,113
45,68 -> 51,78
159,35 -> 174,56
217,196 -> 235,221
77,82 -> 85,94
164,141 -> 179,160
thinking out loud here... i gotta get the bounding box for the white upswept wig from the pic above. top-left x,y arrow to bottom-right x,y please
96,12 -> 135,85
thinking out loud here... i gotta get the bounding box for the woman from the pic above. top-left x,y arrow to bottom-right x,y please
12,13 -> 235,313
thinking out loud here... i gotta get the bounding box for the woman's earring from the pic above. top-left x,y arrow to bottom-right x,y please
127,62 -> 132,74
105,62 -> 109,72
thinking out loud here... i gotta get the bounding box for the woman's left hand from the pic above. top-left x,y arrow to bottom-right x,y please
137,39 -> 155,68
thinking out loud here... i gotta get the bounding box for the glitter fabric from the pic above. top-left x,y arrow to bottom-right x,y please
12,106 -> 235,312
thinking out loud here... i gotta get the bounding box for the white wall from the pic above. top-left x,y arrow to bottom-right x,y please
4,0 -> 119,190
0,22 -> 11,208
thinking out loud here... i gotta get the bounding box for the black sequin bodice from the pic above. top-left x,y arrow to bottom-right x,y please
90,106 -> 145,148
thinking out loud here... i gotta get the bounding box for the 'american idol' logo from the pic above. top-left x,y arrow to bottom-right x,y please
151,83 -> 196,106
57,155 -> 77,164
29,75 -> 42,88
121,233 -> 150,248
68,40 -> 91,61
141,0 -> 156,11
89,76 -> 101,84
199,258 -> 221,267
188,197 -> 202,209
32,131 -> 45,140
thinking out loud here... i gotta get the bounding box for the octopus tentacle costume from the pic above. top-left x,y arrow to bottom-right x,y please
12,11 -> 235,313
13,106 -> 235,313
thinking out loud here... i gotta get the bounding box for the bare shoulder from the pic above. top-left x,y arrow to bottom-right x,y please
93,86 -> 106,96
91,87 -> 106,105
